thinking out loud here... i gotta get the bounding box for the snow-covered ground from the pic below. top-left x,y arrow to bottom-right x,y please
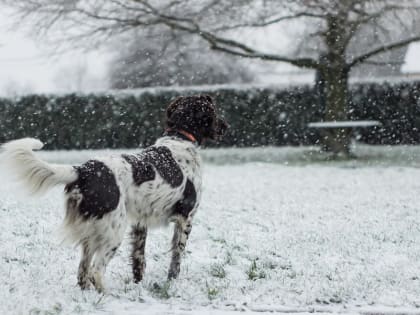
1,145 -> 420,315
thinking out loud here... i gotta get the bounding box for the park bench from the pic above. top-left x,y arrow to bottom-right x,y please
307,120 -> 382,129
308,120 -> 382,155
308,120 -> 382,139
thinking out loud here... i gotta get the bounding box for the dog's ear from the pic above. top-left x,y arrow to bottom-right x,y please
202,95 -> 213,103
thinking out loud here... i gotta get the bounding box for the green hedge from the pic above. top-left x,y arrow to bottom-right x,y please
349,82 -> 420,145
0,82 -> 419,149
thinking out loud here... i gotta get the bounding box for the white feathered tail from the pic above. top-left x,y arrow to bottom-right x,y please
0,138 -> 78,195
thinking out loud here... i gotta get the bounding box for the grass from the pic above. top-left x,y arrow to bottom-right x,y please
210,263 -> 226,278
205,282 -> 219,300
149,281 -> 171,300
3,146 -> 420,312
201,143 -> 420,167
246,259 -> 266,281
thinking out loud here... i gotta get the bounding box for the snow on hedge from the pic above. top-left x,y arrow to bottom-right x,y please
1,146 -> 420,314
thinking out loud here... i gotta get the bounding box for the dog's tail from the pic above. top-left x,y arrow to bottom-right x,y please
0,138 -> 78,195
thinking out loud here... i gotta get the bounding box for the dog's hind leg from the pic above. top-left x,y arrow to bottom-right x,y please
89,208 -> 127,293
90,242 -> 121,293
77,240 -> 94,290
130,224 -> 147,283
168,216 -> 193,280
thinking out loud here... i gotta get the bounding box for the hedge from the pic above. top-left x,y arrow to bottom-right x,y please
0,81 -> 419,149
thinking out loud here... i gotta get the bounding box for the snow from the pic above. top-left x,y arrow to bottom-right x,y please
83,82 -> 313,99
1,145 -> 420,314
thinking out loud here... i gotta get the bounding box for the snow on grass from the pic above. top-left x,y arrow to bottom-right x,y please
1,145 -> 420,314
34,143 -> 420,167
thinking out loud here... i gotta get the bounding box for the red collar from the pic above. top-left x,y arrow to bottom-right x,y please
177,129 -> 197,143
166,129 -> 198,144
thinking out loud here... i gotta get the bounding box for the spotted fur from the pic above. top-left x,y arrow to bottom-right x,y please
0,95 -> 227,292
62,136 -> 202,291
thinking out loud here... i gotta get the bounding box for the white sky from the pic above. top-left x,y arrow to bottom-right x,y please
0,6 -> 418,97
0,5 -> 311,96
0,10 -> 110,97
401,42 -> 420,73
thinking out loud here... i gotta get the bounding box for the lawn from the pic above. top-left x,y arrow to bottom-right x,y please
1,145 -> 420,314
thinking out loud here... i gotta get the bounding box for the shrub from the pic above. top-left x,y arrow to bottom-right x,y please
0,81 -> 419,149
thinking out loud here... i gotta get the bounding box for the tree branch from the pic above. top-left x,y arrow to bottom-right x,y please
129,1 -> 320,68
172,22 -> 319,68
213,11 -> 326,32
348,36 -> 420,68
363,60 -> 404,66
207,42 -> 319,68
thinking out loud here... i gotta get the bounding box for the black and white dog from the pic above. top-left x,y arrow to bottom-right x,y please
1,95 -> 227,292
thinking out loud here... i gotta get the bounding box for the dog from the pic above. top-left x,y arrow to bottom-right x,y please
0,95 -> 227,292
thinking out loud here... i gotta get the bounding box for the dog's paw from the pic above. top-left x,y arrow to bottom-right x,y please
78,273 -> 92,290
78,279 -> 91,290
89,272 -> 105,293
168,261 -> 180,280
167,270 -> 179,280
132,261 -> 146,283
133,273 -> 143,284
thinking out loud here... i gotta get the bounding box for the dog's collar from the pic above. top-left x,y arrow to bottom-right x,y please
165,129 -> 199,145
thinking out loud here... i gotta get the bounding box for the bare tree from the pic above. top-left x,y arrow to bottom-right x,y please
110,28 -> 252,88
4,0 -> 420,154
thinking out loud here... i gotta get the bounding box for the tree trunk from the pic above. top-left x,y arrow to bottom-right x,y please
319,13 -> 352,157
320,64 -> 351,156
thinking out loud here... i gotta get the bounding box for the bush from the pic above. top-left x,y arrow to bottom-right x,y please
349,82 -> 420,145
0,81 -> 419,149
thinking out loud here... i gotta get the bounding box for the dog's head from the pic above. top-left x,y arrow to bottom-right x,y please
165,95 -> 228,144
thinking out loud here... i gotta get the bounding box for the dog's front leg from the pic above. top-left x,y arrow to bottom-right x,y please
168,216 -> 193,280
131,224 -> 148,283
